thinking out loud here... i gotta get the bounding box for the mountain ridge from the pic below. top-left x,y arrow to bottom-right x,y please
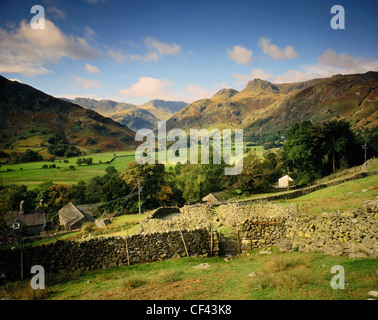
0,75 -> 137,152
165,72 -> 378,139
63,97 -> 188,131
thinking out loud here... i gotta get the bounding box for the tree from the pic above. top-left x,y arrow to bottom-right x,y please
85,176 -> 102,203
105,166 -> 118,175
120,161 -> 168,210
0,185 -> 36,214
232,152 -> 275,193
319,120 -> 360,175
101,175 -> 130,202
282,120 -> 362,184
10,151 -> 20,164
20,149 -> 43,163
72,180 -> 87,204
46,184 -> 73,213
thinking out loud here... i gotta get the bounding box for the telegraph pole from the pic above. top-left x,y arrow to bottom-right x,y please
138,179 -> 141,215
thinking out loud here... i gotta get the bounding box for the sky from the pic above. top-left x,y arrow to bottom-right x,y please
0,0 -> 377,105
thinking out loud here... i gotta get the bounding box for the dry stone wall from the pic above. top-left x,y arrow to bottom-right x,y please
240,200 -> 378,258
0,227 -> 219,283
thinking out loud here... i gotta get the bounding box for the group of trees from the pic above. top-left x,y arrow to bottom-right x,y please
6,149 -> 43,164
46,134 -> 81,158
76,158 -> 93,166
282,120 -> 368,184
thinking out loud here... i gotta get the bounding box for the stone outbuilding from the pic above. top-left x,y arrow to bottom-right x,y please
278,175 -> 294,188
58,202 -> 94,231
202,193 -> 221,205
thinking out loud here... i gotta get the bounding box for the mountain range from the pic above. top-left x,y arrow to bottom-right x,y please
0,71 -> 377,157
165,71 -> 378,140
64,97 -> 188,132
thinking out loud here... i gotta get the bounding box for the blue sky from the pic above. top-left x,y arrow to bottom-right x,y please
0,0 -> 377,104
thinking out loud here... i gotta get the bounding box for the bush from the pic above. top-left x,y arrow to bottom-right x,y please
121,274 -> 147,289
81,222 -> 96,233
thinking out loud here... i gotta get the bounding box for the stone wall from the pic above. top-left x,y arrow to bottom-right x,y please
0,227 -> 219,283
240,200 -> 378,258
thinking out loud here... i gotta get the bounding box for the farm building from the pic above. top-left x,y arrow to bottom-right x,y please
202,193 -> 221,205
277,175 -> 294,188
4,200 -> 46,237
58,202 -> 94,231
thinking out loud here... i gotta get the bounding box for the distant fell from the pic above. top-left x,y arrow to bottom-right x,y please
0,76 -> 136,152
165,72 -> 378,139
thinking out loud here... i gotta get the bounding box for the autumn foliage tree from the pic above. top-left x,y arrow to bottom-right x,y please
46,184 -> 74,213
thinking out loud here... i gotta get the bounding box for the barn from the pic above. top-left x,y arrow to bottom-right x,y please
58,202 -> 94,231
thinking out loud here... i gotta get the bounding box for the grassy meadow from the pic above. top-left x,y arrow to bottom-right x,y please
0,151 -> 135,187
0,140 -> 264,187
1,249 -> 376,300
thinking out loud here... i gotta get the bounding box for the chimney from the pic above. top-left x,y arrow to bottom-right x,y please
20,200 -> 25,215
39,199 -> 45,213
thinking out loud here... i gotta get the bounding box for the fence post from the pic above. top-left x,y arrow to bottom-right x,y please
125,231 -> 130,266
179,230 -> 189,257
237,230 -> 241,254
210,223 -> 213,257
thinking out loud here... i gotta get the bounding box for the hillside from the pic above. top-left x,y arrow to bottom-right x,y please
67,97 -> 188,131
165,72 -> 378,139
0,76 -> 136,153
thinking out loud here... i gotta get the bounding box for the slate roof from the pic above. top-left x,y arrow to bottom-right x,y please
5,210 -> 45,228
202,193 -> 221,204
58,202 -> 94,227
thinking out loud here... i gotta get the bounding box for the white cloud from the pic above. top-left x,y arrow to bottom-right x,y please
118,77 -> 220,102
74,76 -> 102,89
119,77 -> 183,100
84,26 -> 97,41
233,68 -> 273,84
106,47 -> 128,63
258,37 -> 298,60
233,50 -> 378,85
227,45 -> 253,65
0,19 -> 99,76
107,37 -> 182,63
85,63 -> 101,74
182,84 -> 216,102
143,37 -> 182,56
46,6 -> 66,20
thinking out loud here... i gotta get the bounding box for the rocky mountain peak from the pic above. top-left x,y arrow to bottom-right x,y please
245,78 -> 279,93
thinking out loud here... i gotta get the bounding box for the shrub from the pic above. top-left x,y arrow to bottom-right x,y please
81,222 -> 96,233
121,275 -> 147,289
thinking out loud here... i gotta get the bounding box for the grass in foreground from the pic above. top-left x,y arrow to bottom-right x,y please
1,249 -> 376,300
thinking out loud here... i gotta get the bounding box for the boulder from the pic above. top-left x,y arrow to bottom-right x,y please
95,218 -> 111,228
276,238 -> 293,252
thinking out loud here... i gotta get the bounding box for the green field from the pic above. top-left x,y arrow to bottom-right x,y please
0,143 -> 268,188
0,151 -> 135,187
285,174 -> 378,215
